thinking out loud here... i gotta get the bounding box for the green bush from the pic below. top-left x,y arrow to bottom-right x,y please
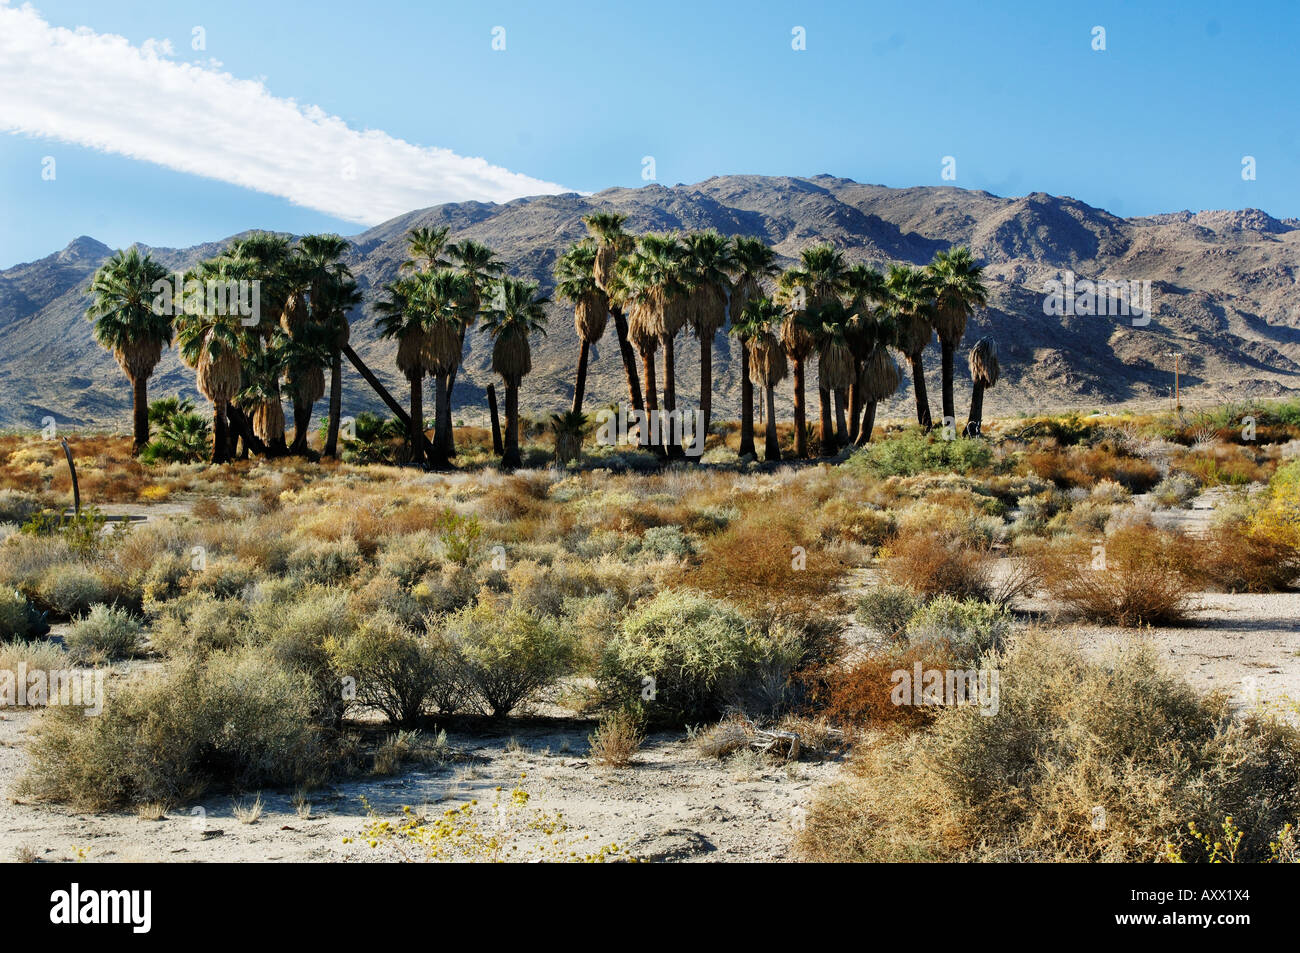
286,537 -> 364,586
0,490 -> 45,526
151,592 -> 251,658
847,431 -> 993,478
0,587 -> 47,640
65,604 -> 145,662
855,585 -> 921,640
442,601 -> 575,717
905,595 -> 1012,665
33,563 -> 130,618
327,612 -> 439,727
20,648 -> 339,809
598,589 -> 803,725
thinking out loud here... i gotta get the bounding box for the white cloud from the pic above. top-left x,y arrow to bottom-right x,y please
0,1 -> 572,225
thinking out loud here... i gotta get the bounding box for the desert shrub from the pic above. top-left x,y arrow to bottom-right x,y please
816,499 -> 896,548
812,641 -> 956,731
880,528 -> 995,602
598,589 -> 808,725
327,611 -> 439,727
376,532 -> 441,589
1191,521 -> 1300,593
0,489 -> 44,526
33,563 -> 130,618
694,714 -> 755,759
65,604 -> 145,662
411,564 -> 479,615
253,589 -> 353,727
150,592 -> 251,658
0,587 -> 47,640
286,536 -> 364,586
184,557 -> 260,599
441,600 -> 576,717
689,516 -> 847,623
0,637 -> 66,697
1029,525 -> 1197,626
906,596 -> 1012,665
20,648 -> 339,809
1152,473 -> 1199,508
1250,460 -> 1300,549
848,431 -> 992,478
855,585 -> 921,640
140,551 -> 192,608
588,706 -> 645,767
798,632 -> 1300,862
636,525 -> 695,560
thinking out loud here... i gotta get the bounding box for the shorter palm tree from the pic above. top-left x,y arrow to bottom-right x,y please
176,308 -> 244,464
742,297 -> 787,462
480,277 -> 549,470
885,264 -> 937,431
86,247 -> 173,454
554,241 -> 608,415
727,237 -> 779,457
928,247 -> 987,429
375,277 -> 431,465
857,343 -> 901,445
964,337 -> 1000,437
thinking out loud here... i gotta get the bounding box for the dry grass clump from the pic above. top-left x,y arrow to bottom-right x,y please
879,528 -> 996,602
1028,524 -> 1197,626
797,631 -> 1300,862
588,706 -> 645,767
65,603 -> 145,663
1191,521 -> 1300,593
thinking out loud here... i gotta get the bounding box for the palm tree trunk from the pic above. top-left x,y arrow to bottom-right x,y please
225,404 -> 239,460
818,387 -> 834,456
640,346 -> 665,457
502,382 -> 521,470
699,335 -> 713,449
792,356 -> 808,458
291,399 -> 312,454
131,373 -> 149,454
486,384 -> 503,455
437,369 -> 457,459
323,349 -> 342,458
857,401 -> 878,446
662,333 -> 680,457
213,400 -> 229,464
847,365 -> 863,444
764,386 -> 781,462
738,346 -> 756,458
834,388 -> 848,448
964,381 -> 986,437
573,339 -> 590,414
228,404 -> 264,459
409,373 -> 425,466
611,306 -> 644,414
940,338 -> 956,432
909,353 -> 933,431
430,373 -> 451,468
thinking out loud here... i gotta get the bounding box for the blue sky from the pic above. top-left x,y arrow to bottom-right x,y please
2,0 -> 1297,267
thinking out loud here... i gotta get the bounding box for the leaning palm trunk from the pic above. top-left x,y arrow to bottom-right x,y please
610,306 -> 645,415
738,346 -> 756,458
860,401 -> 879,445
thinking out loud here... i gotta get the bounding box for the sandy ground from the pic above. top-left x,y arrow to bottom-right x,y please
0,715 -> 835,863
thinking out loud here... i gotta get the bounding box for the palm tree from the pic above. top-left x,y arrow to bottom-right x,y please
844,263 -> 888,443
964,337 -> 1000,437
885,264 -> 937,430
294,234 -> 355,458
554,241 -> 607,414
175,280 -> 246,464
620,234 -> 689,454
420,269 -> 476,466
401,226 -> 451,274
480,277 -> 549,470
802,302 -> 856,454
444,239 -> 504,457
727,237 -> 779,458
743,297 -> 787,462
681,230 -> 733,448
928,247 -> 987,430
237,343 -> 287,448
86,247 -> 172,454
375,276 -> 432,465
280,322 -> 331,455
226,233 -> 296,455
583,213 -> 644,417
855,312 -> 902,445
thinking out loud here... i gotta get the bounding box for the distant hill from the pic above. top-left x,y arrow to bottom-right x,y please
3,174 -> 1299,433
